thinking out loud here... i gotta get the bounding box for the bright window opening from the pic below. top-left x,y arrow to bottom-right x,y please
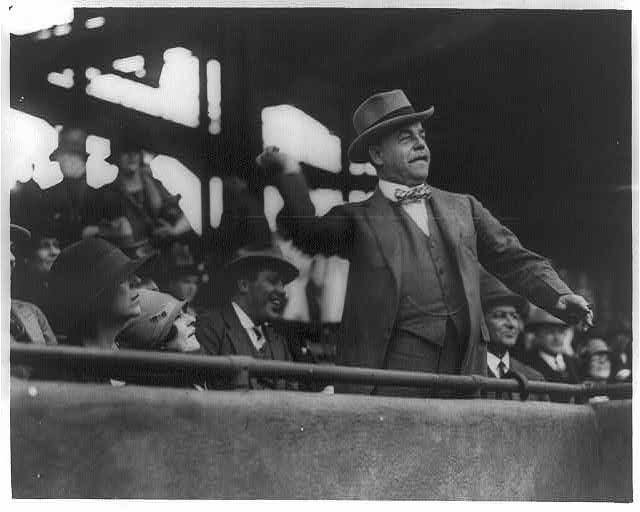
209,177 -> 223,228
262,105 -> 341,173
149,155 -> 202,235
86,47 -> 199,127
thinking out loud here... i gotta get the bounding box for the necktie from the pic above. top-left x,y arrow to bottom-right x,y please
555,354 -> 566,372
394,183 -> 432,204
252,325 -> 266,352
498,360 -> 508,378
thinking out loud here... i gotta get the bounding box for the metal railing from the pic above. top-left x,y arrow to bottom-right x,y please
10,343 -> 632,401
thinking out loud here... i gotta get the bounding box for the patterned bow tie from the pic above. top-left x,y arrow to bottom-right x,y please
394,183 -> 432,204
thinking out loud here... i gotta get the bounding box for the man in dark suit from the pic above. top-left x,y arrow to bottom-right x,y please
196,244 -> 299,389
525,306 -> 581,402
480,270 -> 547,401
256,89 -> 592,396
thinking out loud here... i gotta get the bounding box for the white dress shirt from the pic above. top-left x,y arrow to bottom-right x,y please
539,351 -> 567,372
232,302 -> 266,352
487,351 -> 511,377
378,179 -> 430,236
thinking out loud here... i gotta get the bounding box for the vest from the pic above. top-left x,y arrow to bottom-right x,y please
384,200 -> 470,374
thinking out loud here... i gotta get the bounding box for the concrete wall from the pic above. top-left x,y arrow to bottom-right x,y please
10,378 -> 632,500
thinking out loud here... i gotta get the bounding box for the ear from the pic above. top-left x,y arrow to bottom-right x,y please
368,144 -> 384,167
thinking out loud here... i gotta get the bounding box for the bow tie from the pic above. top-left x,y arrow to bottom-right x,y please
394,183 -> 432,204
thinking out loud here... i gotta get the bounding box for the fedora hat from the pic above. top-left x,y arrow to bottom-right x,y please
50,237 -> 153,316
49,127 -> 89,161
480,270 -> 529,318
119,289 -> 185,350
224,244 -> 299,285
348,89 -> 435,163
526,304 -> 567,329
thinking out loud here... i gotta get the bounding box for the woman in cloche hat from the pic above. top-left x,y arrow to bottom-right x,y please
49,237 -> 152,349
118,289 -> 200,353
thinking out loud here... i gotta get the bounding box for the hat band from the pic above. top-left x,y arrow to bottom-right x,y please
359,105 -> 417,134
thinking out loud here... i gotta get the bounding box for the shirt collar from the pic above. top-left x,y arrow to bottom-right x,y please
487,350 -> 510,376
232,302 -> 255,330
539,350 -> 564,369
378,179 -> 425,202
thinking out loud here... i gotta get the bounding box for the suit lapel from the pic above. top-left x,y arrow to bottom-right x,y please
428,188 -> 463,261
222,304 -> 255,356
364,189 -> 402,289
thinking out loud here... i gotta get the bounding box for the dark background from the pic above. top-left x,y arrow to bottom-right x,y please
10,8 -> 632,314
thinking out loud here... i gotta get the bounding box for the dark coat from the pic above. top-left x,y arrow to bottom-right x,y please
275,172 -> 573,394
526,352 -> 581,403
486,355 -> 549,401
196,304 -> 295,390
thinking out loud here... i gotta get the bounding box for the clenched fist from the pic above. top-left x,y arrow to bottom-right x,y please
256,146 -> 301,175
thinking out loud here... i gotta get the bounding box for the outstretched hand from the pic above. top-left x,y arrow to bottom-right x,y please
555,294 -> 594,332
256,146 -> 301,175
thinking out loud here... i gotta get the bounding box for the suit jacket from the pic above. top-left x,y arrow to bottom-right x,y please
275,173 -> 572,394
486,356 -> 549,401
196,304 -> 295,390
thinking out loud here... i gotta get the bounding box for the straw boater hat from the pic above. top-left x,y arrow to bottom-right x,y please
224,244 -> 299,285
347,89 -> 435,163
50,237 -> 153,318
479,270 -> 530,318
49,127 -> 89,161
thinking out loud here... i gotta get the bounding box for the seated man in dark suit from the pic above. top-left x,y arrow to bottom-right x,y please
196,244 -> 299,389
480,270 -> 547,401
525,306 -> 580,402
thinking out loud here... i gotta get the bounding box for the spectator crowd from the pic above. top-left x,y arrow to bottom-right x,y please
9,110 -> 632,402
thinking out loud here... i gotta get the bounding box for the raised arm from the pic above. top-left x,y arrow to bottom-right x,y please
257,147 -> 355,258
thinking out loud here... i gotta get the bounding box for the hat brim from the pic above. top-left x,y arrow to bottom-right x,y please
76,252 -> 156,316
483,294 -> 530,318
224,255 -> 299,285
347,107 -> 435,164
10,224 -> 31,241
49,149 -> 90,161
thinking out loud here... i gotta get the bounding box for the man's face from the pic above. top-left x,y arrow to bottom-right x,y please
117,150 -> 142,175
28,237 -> 61,274
534,324 -> 569,355
369,121 -> 431,186
244,268 -> 287,323
485,304 -> 522,348
166,275 -> 199,304
587,353 -> 611,381
57,152 -> 87,179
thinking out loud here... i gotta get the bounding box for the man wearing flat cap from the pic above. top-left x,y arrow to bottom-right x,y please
257,89 -> 592,396
196,244 -> 299,389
